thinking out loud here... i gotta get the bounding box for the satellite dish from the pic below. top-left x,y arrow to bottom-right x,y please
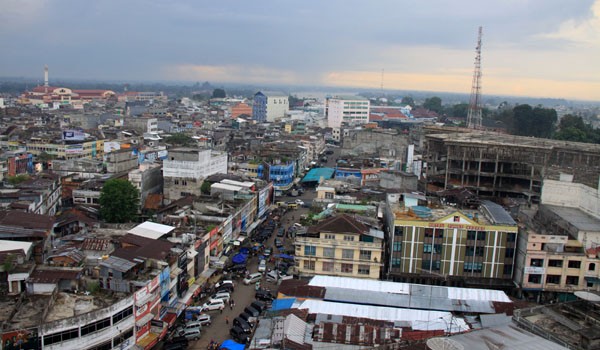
426,337 -> 464,350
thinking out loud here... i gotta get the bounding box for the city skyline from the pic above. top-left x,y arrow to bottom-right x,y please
1,0 -> 600,101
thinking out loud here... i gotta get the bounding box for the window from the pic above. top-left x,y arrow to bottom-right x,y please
343,235 -> 355,241
476,246 -> 484,256
467,231 -> 476,240
477,231 -> 486,240
435,229 -> 444,239
391,258 -> 401,267
303,260 -> 315,270
568,261 -> 581,269
548,259 -> 563,268
566,276 -> 579,285
322,247 -> 335,258
88,341 -> 112,350
505,248 -> 515,258
43,328 -> 79,346
304,245 -> 316,256
324,234 -> 335,240
507,232 -> 516,242
112,306 -> 133,324
467,245 -> 485,256
466,246 -> 475,256
358,265 -> 370,275
546,275 -> 561,284
463,262 -> 482,272
531,259 -> 544,267
394,227 -> 403,236
424,244 -> 432,253
393,242 -> 402,252
341,263 -> 353,273
503,264 -> 513,275
434,244 -> 442,254
322,261 -> 334,272
528,274 -> 542,284
113,328 -> 133,346
425,228 -> 434,237
359,250 -> 371,261
81,317 -> 111,336
342,249 -> 354,259
590,263 -> 596,271
422,260 -> 431,270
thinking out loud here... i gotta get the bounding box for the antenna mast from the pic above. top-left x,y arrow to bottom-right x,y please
467,26 -> 483,129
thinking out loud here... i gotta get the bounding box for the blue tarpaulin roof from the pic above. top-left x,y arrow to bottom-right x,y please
271,298 -> 296,311
219,339 -> 245,350
239,247 -> 250,254
232,253 -> 247,264
301,167 -> 335,183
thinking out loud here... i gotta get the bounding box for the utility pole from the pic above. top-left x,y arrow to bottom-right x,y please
467,26 -> 483,129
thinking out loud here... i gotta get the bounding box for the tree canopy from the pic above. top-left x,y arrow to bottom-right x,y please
512,104 -> 557,138
212,88 -> 226,98
400,96 -> 415,107
164,133 -> 195,146
99,179 -> 140,223
423,96 -> 443,114
554,114 -> 599,143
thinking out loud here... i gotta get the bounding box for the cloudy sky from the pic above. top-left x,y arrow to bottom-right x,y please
1,0 -> 600,100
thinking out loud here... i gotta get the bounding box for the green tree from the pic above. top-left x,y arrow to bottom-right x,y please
401,96 -> 415,107
165,133 -> 194,146
201,181 -> 212,194
212,88 -> 226,98
447,103 -> 469,119
512,104 -> 557,138
37,151 -> 54,162
423,96 -> 443,114
99,179 -> 140,223
554,114 -> 596,143
7,174 -> 30,185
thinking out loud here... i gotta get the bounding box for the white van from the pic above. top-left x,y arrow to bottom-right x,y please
243,272 -> 262,285
201,299 -> 225,312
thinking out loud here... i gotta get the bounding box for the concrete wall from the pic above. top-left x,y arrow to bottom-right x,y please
542,179 -> 600,219
379,171 -> 418,191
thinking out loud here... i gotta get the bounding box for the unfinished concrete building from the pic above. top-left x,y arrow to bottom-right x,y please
423,127 -> 600,204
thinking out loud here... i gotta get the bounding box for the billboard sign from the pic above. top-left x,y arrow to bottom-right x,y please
62,130 -> 86,141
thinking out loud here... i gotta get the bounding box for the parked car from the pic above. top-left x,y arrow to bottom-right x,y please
243,272 -> 262,285
230,326 -> 250,344
294,199 -> 305,206
210,291 -> 231,304
255,290 -> 275,301
275,238 -> 283,247
190,313 -> 211,327
201,299 -> 225,312
239,312 -> 253,325
164,336 -> 189,350
176,325 -> 201,341
258,259 -> 267,272
215,280 -> 235,291
244,305 -> 260,319
277,228 -> 285,237
233,316 -> 252,333
264,248 -> 272,257
251,300 -> 266,313
225,264 -> 247,274
266,270 -> 279,283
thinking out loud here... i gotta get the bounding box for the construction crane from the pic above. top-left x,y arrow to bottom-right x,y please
467,26 -> 483,129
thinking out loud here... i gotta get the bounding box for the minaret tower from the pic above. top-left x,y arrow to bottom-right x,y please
44,64 -> 49,93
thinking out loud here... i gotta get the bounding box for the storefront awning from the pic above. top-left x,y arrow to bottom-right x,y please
135,313 -> 155,327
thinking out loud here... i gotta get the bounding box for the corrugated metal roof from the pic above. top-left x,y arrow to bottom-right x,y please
448,323 -> 569,350
309,276 -> 410,294
285,314 -> 308,345
480,200 -> 516,225
128,221 -> 175,240
295,300 -> 469,333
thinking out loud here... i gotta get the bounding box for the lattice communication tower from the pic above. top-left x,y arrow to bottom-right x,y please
467,26 -> 483,129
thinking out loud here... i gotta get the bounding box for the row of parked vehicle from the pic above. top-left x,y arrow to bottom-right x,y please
230,299 -> 268,344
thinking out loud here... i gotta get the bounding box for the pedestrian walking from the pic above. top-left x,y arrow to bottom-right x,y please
232,299 -> 236,308
229,299 -> 234,310
225,316 -> 229,325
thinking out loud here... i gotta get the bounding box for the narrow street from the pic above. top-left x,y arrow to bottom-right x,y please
186,192 -> 313,349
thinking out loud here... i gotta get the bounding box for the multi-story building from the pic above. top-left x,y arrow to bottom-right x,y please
27,137 -> 104,161
423,126 -> 600,204
124,117 -> 158,134
514,177 -> 600,302
128,162 -> 163,209
295,214 -> 384,279
162,148 -> 228,203
385,193 -> 518,289
106,148 -> 138,174
326,95 -> 370,128
230,102 -> 252,118
253,91 -> 289,122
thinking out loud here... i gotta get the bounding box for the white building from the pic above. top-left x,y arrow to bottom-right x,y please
162,148 -> 228,202
326,95 -> 370,128
253,91 -> 289,122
